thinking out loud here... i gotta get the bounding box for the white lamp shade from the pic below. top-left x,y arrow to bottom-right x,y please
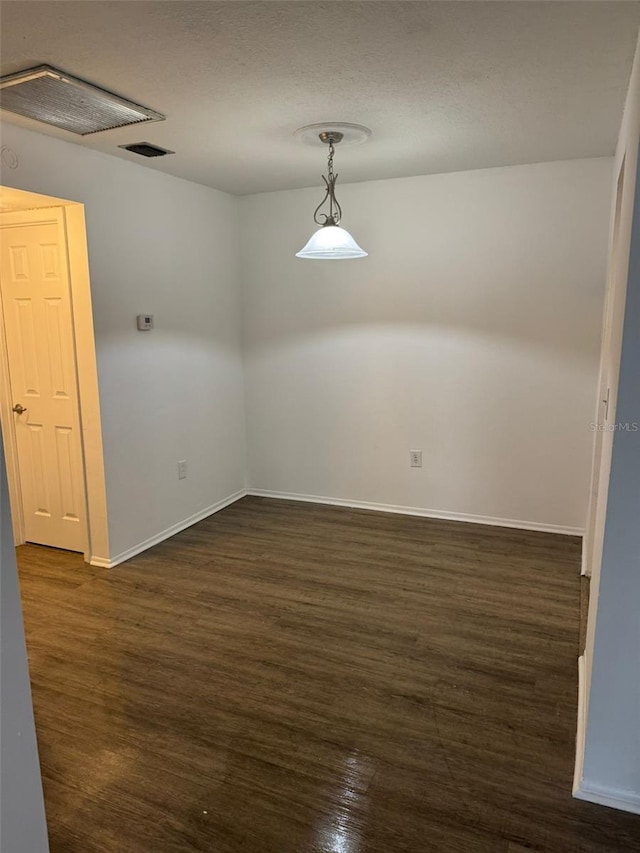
296,225 -> 368,260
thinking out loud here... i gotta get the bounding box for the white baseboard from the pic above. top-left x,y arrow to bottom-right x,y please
90,489 -> 247,568
89,487 -> 583,568
574,781 -> 640,815
573,654 -> 587,794
88,555 -> 112,569
247,489 -> 584,536
581,540 -> 591,576
573,653 -> 640,815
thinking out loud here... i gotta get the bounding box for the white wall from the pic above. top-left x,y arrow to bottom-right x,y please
240,159 -> 612,532
0,124 -> 246,562
0,431 -> 49,852
578,33 -> 640,813
0,128 -> 613,553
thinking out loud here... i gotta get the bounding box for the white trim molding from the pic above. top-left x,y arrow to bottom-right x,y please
574,654 -> 588,795
573,653 -> 640,815
89,487 -> 583,568
0,201 -> 110,563
247,489 -> 584,536
581,541 -> 590,576
91,489 -> 247,568
574,782 -> 640,816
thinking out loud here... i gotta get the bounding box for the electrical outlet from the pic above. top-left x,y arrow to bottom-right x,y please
410,450 -> 422,468
178,460 -> 187,480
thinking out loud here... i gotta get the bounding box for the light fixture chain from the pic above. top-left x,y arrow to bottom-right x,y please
327,139 -> 335,182
328,140 -> 335,220
312,132 -> 343,227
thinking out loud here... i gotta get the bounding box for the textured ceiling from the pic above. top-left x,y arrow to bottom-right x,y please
1,1 -> 639,195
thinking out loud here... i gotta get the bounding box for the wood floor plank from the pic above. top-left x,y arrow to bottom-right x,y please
16,496 -> 640,852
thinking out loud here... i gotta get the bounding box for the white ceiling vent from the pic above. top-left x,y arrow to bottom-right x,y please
0,65 -> 164,135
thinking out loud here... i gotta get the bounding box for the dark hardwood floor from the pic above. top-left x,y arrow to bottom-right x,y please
16,496 -> 640,852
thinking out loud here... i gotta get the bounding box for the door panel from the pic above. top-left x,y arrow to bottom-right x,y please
27,423 -> 50,515
14,298 -> 41,394
0,211 -> 86,552
45,297 -> 71,397
55,425 -> 80,521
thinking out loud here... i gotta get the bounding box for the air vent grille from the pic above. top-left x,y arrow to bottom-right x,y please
119,142 -> 174,158
0,66 -> 164,135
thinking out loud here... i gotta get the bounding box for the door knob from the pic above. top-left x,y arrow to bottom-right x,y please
12,404 -> 27,415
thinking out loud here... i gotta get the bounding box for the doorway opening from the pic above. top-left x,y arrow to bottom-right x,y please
0,186 -> 109,565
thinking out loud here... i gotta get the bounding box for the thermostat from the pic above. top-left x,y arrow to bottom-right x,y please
137,314 -> 154,331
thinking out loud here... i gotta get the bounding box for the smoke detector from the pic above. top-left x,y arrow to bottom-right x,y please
0,65 -> 164,135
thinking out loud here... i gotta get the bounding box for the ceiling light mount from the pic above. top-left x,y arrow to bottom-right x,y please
318,130 -> 344,146
294,122 -> 371,148
295,125 -> 369,260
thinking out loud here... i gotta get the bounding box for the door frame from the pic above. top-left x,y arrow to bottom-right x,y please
0,191 -> 110,565
582,155 -> 627,580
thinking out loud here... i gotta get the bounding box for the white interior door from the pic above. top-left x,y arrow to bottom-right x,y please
0,207 -> 86,552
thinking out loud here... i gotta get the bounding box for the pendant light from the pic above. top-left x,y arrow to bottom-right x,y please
296,130 -> 368,260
